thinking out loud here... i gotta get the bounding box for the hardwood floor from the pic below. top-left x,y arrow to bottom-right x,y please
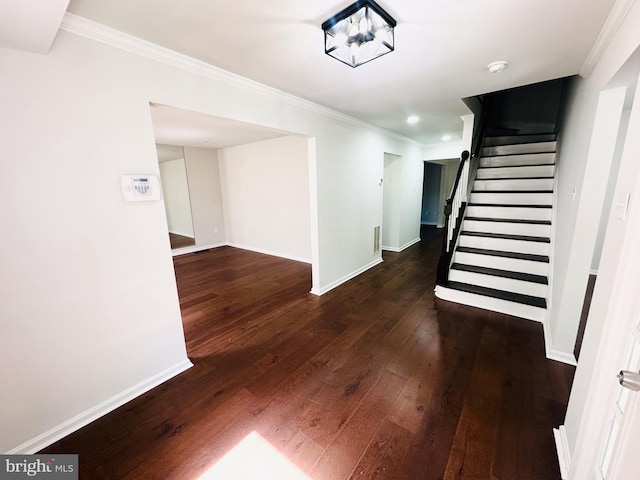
41,227 -> 575,479
169,232 -> 195,249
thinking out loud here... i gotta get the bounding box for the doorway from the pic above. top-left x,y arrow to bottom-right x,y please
421,162 -> 442,226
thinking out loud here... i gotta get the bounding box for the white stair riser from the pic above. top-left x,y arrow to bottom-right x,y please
435,285 -> 545,322
458,235 -> 550,255
481,141 -> 557,156
480,153 -> 556,167
463,219 -> 551,237
469,192 -> 553,204
448,270 -> 548,297
466,206 -> 552,221
453,251 -> 549,276
476,165 -> 555,179
474,178 -> 554,191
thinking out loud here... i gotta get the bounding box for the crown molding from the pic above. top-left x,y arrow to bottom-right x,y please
580,0 -> 637,78
59,13 -> 422,147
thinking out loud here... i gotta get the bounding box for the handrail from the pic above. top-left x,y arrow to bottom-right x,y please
436,150 -> 477,286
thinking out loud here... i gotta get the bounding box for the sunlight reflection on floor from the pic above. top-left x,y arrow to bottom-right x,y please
197,431 -> 313,480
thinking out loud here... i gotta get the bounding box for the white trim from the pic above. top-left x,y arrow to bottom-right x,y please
544,164 -> 559,353
310,258 -> 383,296
172,242 -> 312,263
59,13 -> 422,148
580,0 -> 637,77
226,242 -> 312,264
544,321 -> 578,366
171,242 -> 226,256
168,230 -> 195,238
554,426 -> 572,480
382,237 -> 420,253
7,359 -> 193,454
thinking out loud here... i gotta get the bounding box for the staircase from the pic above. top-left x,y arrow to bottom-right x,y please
435,134 -> 556,322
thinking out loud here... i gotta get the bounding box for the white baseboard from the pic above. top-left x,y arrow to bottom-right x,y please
382,237 -> 420,253
168,230 -> 195,238
8,359 -> 193,454
400,237 -> 421,251
226,243 -> 311,264
543,321 -> 578,366
171,242 -> 226,256
553,425 -> 571,480
311,258 -> 383,296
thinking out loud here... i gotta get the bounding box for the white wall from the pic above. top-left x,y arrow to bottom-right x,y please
590,106 -> 631,270
183,147 -> 226,247
382,153 -> 401,250
549,0 -> 640,460
0,19 -> 424,453
159,158 -> 194,237
218,136 -> 311,262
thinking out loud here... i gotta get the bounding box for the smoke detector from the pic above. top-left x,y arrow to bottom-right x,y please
487,60 -> 509,73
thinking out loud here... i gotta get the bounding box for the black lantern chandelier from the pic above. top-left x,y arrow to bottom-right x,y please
322,0 -> 396,68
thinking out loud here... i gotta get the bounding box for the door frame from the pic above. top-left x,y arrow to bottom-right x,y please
561,62 -> 640,479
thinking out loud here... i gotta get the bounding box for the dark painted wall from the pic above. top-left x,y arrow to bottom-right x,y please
421,162 -> 442,225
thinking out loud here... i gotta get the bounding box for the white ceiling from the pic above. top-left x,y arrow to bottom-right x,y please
0,0 -> 70,53
150,103 -> 291,149
67,0 -> 616,145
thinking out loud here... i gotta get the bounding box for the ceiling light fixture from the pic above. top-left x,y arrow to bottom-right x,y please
487,60 -> 509,73
407,115 -> 419,124
322,0 -> 396,68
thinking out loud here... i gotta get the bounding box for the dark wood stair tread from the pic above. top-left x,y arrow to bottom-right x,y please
456,246 -> 549,263
465,216 -> 551,225
475,176 -> 554,180
468,202 -> 551,209
471,189 -> 553,194
483,134 -> 557,146
451,263 -> 548,284
447,281 -> 547,308
460,231 -> 550,243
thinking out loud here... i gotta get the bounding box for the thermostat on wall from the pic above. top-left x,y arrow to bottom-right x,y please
121,174 -> 161,202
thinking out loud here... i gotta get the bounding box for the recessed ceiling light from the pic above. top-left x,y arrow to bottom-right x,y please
407,115 -> 420,124
441,134 -> 452,141
487,60 -> 509,73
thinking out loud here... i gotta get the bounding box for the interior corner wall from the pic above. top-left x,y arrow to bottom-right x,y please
183,146 -> 226,247
0,25 -> 425,452
159,158 -> 194,237
218,135 -> 312,263
548,0 -> 640,459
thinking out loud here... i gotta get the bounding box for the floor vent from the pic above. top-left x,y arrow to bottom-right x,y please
373,225 -> 381,254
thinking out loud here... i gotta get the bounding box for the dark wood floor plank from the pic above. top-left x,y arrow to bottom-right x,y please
443,314 -> 507,479
39,227 -> 574,480
348,418 -> 414,479
311,370 -> 407,480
